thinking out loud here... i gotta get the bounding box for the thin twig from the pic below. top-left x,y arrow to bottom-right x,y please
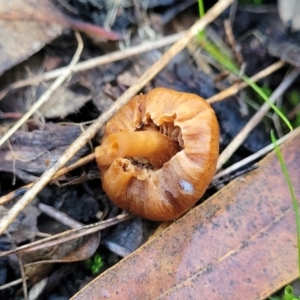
0,278 -> 27,291
0,0 -> 234,235
0,32 -> 84,147
224,19 -> 243,64
38,203 -> 83,229
213,128 -> 298,182
0,153 -> 95,205
207,60 -> 285,104
0,32 -> 186,100
18,256 -> 28,300
0,214 -> 132,257
217,67 -> 300,171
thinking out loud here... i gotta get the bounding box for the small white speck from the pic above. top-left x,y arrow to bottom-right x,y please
179,179 -> 194,194
31,41 -> 43,51
101,289 -> 110,298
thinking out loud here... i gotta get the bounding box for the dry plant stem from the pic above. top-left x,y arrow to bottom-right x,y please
0,0 -> 233,234
38,203 -> 83,229
0,214 -> 132,257
217,67 -> 300,171
18,256 -> 27,300
207,60 -> 285,104
224,19 -> 243,64
206,27 -> 233,60
52,152 -> 95,178
0,153 -> 95,205
0,278 -> 26,291
213,128 -> 298,181
0,32 -> 83,147
173,20 -> 211,74
0,32 -> 186,99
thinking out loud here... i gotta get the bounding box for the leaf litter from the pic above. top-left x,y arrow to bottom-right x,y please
0,0 -> 300,299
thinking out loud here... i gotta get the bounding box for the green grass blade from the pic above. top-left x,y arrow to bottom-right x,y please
198,38 -> 293,131
197,0 -> 205,39
198,0 -> 204,17
199,38 -> 239,72
195,2 -> 292,131
244,76 -> 293,131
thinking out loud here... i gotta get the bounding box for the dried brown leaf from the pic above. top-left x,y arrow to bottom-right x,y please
0,0 -> 121,75
23,233 -> 100,282
0,0 -> 63,76
39,87 -> 91,119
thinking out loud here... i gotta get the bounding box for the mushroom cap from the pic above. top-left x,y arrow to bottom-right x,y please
95,87 -> 219,221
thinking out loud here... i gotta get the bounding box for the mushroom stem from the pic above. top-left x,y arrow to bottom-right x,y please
95,131 -> 180,168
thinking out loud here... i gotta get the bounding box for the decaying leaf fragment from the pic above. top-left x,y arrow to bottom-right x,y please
39,86 -> 91,119
23,233 -> 100,283
72,127 -> 300,300
0,123 -> 88,182
0,0 -> 121,75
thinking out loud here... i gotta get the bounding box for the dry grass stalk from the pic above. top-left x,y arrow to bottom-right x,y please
0,214 -> 133,257
217,68 -> 300,170
214,128 -> 298,181
0,32 -> 83,147
0,32 -> 186,100
207,60 -> 285,104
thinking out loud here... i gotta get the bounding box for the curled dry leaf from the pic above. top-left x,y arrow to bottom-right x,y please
95,87 -> 219,221
23,233 -> 100,283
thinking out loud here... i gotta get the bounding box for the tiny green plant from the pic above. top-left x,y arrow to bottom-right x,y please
85,254 -> 104,275
289,90 -> 300,107
269,285 -> 300,300
288,90 -> 300,128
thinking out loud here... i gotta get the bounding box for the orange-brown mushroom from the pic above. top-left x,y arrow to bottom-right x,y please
95,87 -> 219,221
